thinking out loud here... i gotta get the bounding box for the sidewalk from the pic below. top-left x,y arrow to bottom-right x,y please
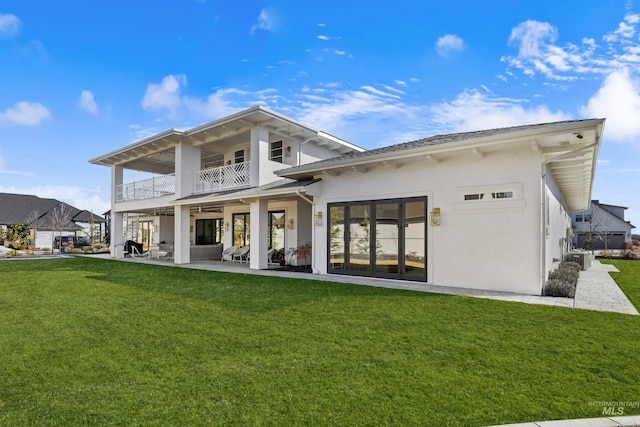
573,260 -> 639,315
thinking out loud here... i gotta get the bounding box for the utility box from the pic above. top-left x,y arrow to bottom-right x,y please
566,250 -> 591,271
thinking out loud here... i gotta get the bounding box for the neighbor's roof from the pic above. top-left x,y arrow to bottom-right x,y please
0,193 -> 105,230
277,118 -> 605,211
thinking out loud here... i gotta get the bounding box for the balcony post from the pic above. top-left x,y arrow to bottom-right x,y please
250,126 -> 269,187
111,164 -> 123,204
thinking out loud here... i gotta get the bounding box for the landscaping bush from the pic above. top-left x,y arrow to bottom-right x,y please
544,278 -> 576,298
545,261 -> 580,298
559,261 -> 581,274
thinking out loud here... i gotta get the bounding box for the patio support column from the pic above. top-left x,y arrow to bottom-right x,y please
110,165 -> 124,258
111,211 -> 124,258
249,198 -> 268,270
174,205 -> 191,264
173,140 -> 200,264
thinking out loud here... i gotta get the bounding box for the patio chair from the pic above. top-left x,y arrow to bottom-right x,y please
130,244 -> 149,258
221,246 -> 237,262
232,246 -> 250,263
267,248 -> 277,267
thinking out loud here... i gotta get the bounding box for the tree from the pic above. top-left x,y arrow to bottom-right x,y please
49,203 -> 72,253
2,223 -> 30,249
580,203 -> 613,252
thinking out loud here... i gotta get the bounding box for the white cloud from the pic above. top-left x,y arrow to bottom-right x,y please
603,13 -> 640,42
79,90 -> 99,115
141,74 -> 186,116
251,8 -> 276,35
508,20 -> 558,58
430,88 -> 570,132
183,88 -> 248,119
581,68 -> 640,142
0,101 -> 51,126
318,35 -> 330,41
503,14 -> 640,81
436,34 -> 465,57
0,13 -> 22,37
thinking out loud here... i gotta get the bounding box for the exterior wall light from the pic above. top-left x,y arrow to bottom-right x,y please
225,221 -> 230,232
315,211 -> 323,226
288,218 -> 294,229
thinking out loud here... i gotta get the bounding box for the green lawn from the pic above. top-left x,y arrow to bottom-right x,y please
600,259 -> 640,310
1,257 -> 639,426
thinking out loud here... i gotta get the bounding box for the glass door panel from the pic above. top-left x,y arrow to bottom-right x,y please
329,206 -> 345,270
404,200 -> 426,279
349,204 -> 371,272
375,202 -> 400,275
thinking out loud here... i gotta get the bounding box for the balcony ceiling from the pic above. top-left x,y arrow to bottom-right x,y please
89,106 -> 364,174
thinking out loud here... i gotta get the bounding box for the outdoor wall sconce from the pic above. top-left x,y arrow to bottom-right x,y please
315,211 -> 323,226
430,208 -> 441,226
285,146 -> 291,157
225,222 -> 230,231
288,218 -> 294,229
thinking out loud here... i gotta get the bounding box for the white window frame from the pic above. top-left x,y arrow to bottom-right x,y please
454,183 -> 525,213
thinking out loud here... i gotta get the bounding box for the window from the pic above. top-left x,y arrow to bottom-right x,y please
464,193 -> 484,201
491,192 -> 513,199
233,213 -> 250,247
270,140 -> 283,163
328,197 -> 427,281
575,213 -> 592,223
234,150 -> 245,164
195,219 -> 223,245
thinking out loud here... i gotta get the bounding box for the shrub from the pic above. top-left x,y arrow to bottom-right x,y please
559,261 -> 581,274
545,279 -> 576,298
548,269 -> 578,287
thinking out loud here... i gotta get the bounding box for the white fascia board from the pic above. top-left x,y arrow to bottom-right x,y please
170,186 -> 309,206
278,119 -> 605,179
89,129 -> 185,166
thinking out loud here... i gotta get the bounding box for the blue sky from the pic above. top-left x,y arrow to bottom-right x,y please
1,0 -> 639,228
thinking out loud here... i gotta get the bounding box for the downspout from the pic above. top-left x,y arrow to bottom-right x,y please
297,136 -> 318,166
540,141 -> 598,295
295,189 -> 319,274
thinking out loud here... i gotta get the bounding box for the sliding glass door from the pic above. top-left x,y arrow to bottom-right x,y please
328,197 -> 427,281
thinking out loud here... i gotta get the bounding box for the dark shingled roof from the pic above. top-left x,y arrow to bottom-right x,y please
0,193 -> 105,231
283,119 -> 597,171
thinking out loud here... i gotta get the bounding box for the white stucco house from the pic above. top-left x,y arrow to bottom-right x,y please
90,106 -> 605,295
572,200 -> 635,250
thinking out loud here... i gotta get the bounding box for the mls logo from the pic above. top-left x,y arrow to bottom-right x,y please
602,406 -> 624,416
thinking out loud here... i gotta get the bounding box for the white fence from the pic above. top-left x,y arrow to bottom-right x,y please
193,162 -> 250,194
116,174 -> 176,202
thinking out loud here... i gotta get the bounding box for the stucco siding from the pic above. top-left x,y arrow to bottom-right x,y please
312,146 -> 543,294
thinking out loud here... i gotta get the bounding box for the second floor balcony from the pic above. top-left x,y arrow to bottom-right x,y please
116,174 -> 176,202
116,161 -> 251,203
193,161 -> 251,194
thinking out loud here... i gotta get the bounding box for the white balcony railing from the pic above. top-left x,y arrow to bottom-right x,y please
193,161 -> 251,194
116,174 -> 176,202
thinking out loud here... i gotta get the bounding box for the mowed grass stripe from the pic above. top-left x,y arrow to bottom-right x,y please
0,257 -> 638,426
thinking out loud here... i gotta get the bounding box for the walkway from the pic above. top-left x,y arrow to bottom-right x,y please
98,255 -> 638,316
574,260 -> 639,315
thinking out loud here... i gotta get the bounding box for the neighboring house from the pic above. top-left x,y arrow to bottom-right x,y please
90,106 -> 604,295
572,200 -> 636,250
0,193 -> 106,248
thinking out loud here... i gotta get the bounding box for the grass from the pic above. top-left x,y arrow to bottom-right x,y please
1,257 -> 639,426
600,258 -> 640,310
